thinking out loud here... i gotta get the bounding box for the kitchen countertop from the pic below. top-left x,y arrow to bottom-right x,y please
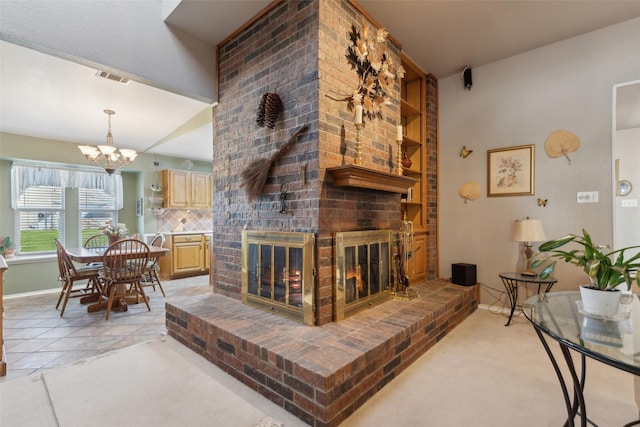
161,230 -> 212,235
142,231 -> 212,244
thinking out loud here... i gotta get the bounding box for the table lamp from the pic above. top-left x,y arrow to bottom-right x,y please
513,218 -> 547,276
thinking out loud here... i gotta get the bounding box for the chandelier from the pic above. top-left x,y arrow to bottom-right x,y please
78,109 -> 137,175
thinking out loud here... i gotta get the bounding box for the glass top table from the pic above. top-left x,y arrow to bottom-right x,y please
499,272 -> 557,326
523,291 -> 640,375
523,291 -> 640,426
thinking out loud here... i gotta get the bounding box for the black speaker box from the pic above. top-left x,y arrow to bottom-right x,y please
452,263 -> 476,286
463,67 -> 472,90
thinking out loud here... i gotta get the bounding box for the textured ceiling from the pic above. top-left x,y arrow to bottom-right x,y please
1,1 -> 639,163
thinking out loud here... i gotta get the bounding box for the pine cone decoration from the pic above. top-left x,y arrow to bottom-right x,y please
256,92 -> 282,129
256,93 -> 268,127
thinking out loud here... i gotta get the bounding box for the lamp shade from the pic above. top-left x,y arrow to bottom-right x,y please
513,218 -> 547,242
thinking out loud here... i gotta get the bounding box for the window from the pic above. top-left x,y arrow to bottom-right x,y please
79,188 -> 118,243
15,185 -> 65,253
11,161 -> 123,254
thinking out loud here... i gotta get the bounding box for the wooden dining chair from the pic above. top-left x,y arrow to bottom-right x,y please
99,238 -> 151,320
83,234 -> 109,267
142,233 -> 166,296
83,234 -> 109,250
54,239 -> 101,317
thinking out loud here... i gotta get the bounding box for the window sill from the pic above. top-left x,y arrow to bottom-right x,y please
4,253 -> 56,265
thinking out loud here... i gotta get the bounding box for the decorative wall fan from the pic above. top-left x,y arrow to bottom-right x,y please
544,130 -> 580,163
458,181 -> 481,203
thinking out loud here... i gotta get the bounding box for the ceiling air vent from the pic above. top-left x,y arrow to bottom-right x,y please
95,70 -> 130,85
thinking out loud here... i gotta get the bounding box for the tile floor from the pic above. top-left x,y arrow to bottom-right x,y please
1,275 -> 211,382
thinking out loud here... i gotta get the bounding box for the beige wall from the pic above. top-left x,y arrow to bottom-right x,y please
438,17 -> 640,304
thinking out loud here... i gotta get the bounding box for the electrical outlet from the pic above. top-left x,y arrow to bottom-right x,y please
621,199 -> 638,208
577,191 -> 599,203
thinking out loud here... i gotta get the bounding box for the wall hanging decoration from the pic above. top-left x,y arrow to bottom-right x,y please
300,153 -> 309,185
544,130 -> 580,164
279,183 -> 289,213
458,181 -> 481,203
345,23 -> 404,122
537,198 -> 548,207
241,124 -> 308,201
615,158 -> 633,196
459,146 -> 473,158
487,144 -> 535,197
256,92 -> 283,129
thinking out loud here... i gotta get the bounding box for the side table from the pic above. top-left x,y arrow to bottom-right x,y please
499,272 -> 557,326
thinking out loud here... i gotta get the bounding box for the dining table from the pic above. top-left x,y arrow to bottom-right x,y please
65,244 -> 170,313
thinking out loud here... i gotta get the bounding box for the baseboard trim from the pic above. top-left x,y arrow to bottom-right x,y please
4,288 -> 59,300
478,303 -> 511,316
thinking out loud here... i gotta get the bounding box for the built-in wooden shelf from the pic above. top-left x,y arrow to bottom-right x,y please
326,165 -> 418,194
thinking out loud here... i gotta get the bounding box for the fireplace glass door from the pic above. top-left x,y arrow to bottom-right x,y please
335,230 -> 393,320
242,231 -> 314,325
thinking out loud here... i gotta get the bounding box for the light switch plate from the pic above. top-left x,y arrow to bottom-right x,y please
577,191 -> 599,203
621,199 -> 638,208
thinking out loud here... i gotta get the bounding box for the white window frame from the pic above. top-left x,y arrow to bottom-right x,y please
11,161 -> 123,254
14,185 -> 65,254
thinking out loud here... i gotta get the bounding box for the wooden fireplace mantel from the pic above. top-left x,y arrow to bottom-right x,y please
326,165 -> 418,194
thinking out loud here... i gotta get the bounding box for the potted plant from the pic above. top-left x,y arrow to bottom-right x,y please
0,236 -> 15,258
532,229 -> 640,317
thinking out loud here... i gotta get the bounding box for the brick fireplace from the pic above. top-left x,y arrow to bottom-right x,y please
165,1 -> 465,426
208,0 -> 437,325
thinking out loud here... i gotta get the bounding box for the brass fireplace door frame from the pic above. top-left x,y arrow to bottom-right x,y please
241,230 -> 315,326
335,229 -> 394,321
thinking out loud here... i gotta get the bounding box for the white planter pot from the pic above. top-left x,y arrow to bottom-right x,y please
579,284 -> 622,318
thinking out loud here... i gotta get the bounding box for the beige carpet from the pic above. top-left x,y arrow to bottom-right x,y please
0,337 -> 304,427
1,309 -> 637,426
343,308 -> 638,426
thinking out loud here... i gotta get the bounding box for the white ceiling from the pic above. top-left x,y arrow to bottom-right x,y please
1,1 -> 639,164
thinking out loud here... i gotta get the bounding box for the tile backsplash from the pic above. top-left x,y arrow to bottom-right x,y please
156,209 -> 213,233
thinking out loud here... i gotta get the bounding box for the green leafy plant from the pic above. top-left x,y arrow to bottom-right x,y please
532,229 -> 640,290
0,236 -> 14,254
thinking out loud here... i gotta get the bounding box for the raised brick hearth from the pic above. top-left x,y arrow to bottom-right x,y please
166,279 -> 477,426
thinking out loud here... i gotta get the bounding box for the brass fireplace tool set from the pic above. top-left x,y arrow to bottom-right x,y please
393,215 -> 419,300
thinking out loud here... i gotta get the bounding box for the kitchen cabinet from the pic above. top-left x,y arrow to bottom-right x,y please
159,233 -> 210,279
162,169 -> 212,208
191,172 -> 213,208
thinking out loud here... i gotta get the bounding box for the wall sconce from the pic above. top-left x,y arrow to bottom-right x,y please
512,218 -> 547,276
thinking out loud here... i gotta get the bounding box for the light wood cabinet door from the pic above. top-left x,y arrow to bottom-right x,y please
408,232 -> 426,281
173,235 -> 204,274
191,172 -> 212,208
163,169 -> 190,208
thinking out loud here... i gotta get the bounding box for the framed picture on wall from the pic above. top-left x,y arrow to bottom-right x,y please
487,144 -> 535,197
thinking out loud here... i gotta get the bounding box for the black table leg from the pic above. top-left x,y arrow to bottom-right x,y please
533,324 -> 601,427
501,277 -> 517,326
534,326 -> 576,426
